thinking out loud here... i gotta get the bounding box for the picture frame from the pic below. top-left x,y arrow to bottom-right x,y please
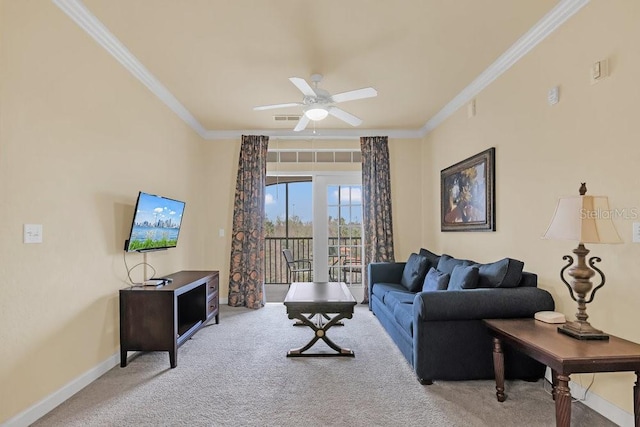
441,147 -> 495,232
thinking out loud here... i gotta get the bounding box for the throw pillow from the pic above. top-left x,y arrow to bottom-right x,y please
448,264 -> 480,290
436,254 -> 473,275
419,248 -> 441,271
476,258 -> 525,288
422,267 -> 450,292
501,258 -> 525,287
400,253 -> 429,292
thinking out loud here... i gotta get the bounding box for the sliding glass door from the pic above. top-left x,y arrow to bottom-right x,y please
264,172 -> 363,300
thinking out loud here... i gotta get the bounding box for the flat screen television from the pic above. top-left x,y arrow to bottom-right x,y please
124,192 -> 186,252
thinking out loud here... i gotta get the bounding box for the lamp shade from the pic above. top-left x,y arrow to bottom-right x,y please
543,195 -> 622,244
304,107 -> 329,121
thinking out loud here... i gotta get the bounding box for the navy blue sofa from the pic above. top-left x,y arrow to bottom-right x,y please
368,250 -> 555,385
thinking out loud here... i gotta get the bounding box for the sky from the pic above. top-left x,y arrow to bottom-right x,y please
265,182 -> 312,221
133,192 -> 185,225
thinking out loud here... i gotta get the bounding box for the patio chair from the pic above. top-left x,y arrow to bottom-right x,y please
328,246 -> 350,281
282,248 -> 312,282
341,262 -> 362,285
282,248 -> 327,325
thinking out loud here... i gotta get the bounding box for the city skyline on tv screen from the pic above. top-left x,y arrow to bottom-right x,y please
126,192 -> 185,251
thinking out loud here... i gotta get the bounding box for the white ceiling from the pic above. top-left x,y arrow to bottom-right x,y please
53,0 -> 588,139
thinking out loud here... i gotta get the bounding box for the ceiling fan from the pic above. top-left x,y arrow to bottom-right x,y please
253,74 -> 377,132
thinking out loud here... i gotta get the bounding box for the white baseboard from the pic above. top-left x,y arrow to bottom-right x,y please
545,368 -> 634,426
3,352 -> 121,427
5,302 -> 229,427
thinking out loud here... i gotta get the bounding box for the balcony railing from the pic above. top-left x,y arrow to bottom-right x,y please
265,237 -> 362,285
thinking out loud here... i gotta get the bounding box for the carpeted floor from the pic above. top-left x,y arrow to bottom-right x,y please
33,303 -> 616,426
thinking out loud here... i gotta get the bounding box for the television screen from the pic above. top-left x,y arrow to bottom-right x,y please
124,192 -> 186,252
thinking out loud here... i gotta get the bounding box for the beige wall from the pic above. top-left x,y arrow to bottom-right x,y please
389,138 -> 424,258
201,139 -> 240,299
422,0 -> 640,414
0,1 -> 221,422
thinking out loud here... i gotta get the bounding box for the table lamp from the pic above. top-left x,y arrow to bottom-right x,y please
542,183 -> 622,340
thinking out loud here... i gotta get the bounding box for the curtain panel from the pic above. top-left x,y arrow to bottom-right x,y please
228,135 -> 269,309
360,136 -> 395,303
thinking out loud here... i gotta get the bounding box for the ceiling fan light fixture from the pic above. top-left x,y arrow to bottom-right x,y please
304,106 -> 329,121
254,75 -> 377,131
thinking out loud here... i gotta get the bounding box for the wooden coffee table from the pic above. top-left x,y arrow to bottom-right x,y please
484,318 -> 640,427
284,282 -> 357,357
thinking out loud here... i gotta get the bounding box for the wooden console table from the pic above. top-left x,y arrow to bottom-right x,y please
484,318 -> 640,427
120,270 -> 219,368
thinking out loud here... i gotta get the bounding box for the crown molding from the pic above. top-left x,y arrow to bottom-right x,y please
53,0 -> 589,141
202,128 -> 423,140
52,0 -> 209,139
420,0 -> 590,136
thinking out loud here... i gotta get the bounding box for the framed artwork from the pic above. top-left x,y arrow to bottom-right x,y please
441,147 -> 495,232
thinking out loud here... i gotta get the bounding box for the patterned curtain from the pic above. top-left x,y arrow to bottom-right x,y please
228,135 -> 269,309
360,136 -> 395,304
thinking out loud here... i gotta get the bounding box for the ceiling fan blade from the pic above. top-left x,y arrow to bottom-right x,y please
330,87 -> 377,103
293,115 -> 310,132
327,107 -> 362,127
289,77 -> 317,97
253,102 -> 302,111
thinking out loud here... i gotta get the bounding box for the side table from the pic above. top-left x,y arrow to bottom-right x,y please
483,318 -> 640,427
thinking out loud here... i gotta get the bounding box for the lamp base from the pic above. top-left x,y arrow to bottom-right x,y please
557,321 -> 609,340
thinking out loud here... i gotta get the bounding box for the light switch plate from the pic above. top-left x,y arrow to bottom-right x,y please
24,224 -> 43,243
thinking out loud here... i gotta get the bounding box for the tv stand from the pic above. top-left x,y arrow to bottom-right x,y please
119,270 -> 219,368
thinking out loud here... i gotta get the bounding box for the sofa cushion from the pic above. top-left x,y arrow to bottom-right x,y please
436,254 -> 473,275
419,248 -> 441,271
400,253 -> 429,292
371,282 -> 411,303
385,291 -> 417,313
393,302 -> 414,336
448,264 -> 480,290
422,267 -> 450,291
476,258 -> 525,288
